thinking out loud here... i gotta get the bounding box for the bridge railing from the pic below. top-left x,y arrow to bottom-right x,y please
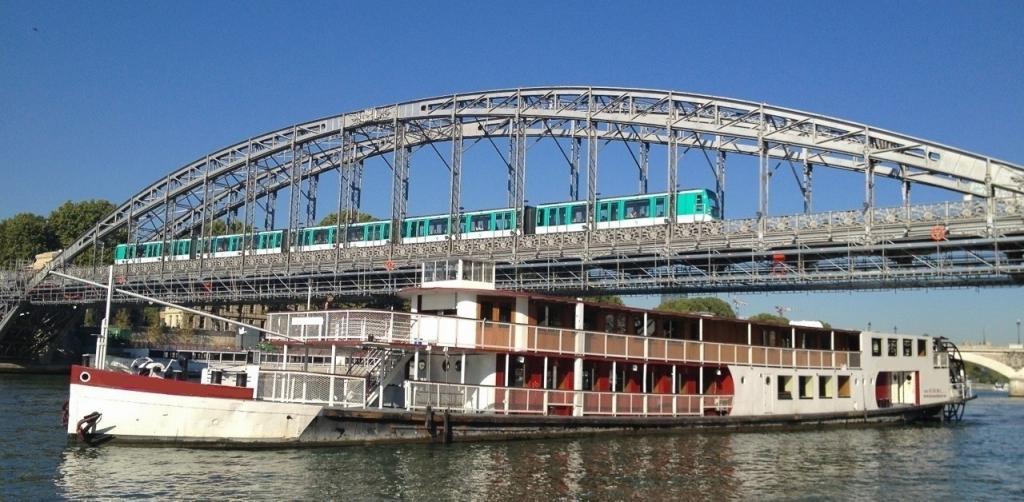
266,309 -> 861,370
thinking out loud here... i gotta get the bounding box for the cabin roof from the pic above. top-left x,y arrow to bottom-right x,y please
398,286 -> 857,335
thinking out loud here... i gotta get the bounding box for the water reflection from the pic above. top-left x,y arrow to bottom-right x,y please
43,393 -> 1024,500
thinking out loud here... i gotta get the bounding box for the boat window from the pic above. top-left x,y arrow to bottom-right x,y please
917,339 -> 927,357
511,357 -> 526,387
799,376 -> 813,399
871,338 -> 882,356
837,375 -> 852,398
497,303 -> 511,323
903,339 -> 912,357
604,313 -> 616,333
662,319 -> 675,338
614,365 -> 626,393
818,375 -> 834,398
777,375 -> 793,400
887,338 -> 898,357
616,314 -> 627,334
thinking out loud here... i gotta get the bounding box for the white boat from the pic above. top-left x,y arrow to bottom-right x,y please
65,259 -> 974,446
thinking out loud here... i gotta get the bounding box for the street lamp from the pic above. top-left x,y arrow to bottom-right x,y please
1017,319 -> 1021,345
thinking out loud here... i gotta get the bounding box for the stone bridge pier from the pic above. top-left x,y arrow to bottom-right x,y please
958,345 -> 1024,397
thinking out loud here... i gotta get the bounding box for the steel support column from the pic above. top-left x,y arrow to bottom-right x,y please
305,170 -> 319,227
639,141 -> 650,194
449,115 -> 464,244
570,132 -> 581,200
802,148 -> 813,214
864,158 -> 875,236
390,121 -> 409,245
757,106 -> 768,243
715,149 -> 726,217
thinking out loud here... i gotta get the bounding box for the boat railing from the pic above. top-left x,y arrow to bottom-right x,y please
255,369 -> 365,407
404,380 -> 733,418
266,309 -> 861,370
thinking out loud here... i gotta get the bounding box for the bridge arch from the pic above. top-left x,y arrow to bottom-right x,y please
29,86 -> 1024,287
960,352 -> 1023,380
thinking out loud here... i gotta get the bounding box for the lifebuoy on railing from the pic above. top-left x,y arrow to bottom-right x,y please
384,259 -> 395,272
930,225 -> 948,241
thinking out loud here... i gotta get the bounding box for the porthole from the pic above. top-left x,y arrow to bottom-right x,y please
79,371 -> 91,383
740,376 -> 745,385
765,376 -> 771,385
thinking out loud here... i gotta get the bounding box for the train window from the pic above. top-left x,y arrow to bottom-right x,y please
496,213 -> 513,231
654,197 -> 666,217
695,194 -> 704,213
429,219 -> 447,235
598,204 -> 610,222
471,214 -> 489,232
624,200 -> 648,219
572,206 -> 586,223
348,227 -> 364,241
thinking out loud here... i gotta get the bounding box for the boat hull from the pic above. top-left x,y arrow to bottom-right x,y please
67,366 -> 321,445
66,374 -> 948,447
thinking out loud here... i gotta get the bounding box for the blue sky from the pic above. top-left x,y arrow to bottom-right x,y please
1,1 -> 1022,342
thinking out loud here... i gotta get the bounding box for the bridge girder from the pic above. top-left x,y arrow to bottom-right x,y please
28,86 -> 1024,289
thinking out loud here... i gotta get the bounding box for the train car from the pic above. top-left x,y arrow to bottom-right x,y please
534,189 -> 719,234
114,239 -> 193,264
343,221 -> 391,247
533,201 -> 588,234
252,231 -> 284,255
401,208 -> 531,244
290,225 -> 338,253
113,188 -> 719,263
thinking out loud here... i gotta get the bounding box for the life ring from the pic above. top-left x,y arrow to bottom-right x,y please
384,259 -> 395,271
930,225 -> 947,241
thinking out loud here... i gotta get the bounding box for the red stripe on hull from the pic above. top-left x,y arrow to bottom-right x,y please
70,365 -> 253,400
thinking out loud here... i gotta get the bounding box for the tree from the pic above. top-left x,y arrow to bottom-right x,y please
749,313 -> 790,325
0,213 -> 58,265
584,295 -> 624,306
818,321 -> 832,330
112,308 -> 133,330
656,297 -> 736,318
208,219 -> 251,236
319,211 -> 379,226
47,200 -> 115,249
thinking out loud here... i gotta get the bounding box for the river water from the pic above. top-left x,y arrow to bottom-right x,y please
2,374 -> 1022,500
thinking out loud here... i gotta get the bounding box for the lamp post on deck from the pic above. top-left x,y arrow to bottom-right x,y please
1016,319 -> 1021,345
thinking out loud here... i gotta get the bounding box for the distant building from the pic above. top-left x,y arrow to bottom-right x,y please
159,304 -> 268,331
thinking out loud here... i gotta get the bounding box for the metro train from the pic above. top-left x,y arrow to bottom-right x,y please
114,189 -> 720,264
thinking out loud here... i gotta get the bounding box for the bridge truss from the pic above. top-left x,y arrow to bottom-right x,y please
3,87 -> 1024,357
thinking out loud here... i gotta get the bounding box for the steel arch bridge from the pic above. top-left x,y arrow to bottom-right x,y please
2,86 -> 1024,356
